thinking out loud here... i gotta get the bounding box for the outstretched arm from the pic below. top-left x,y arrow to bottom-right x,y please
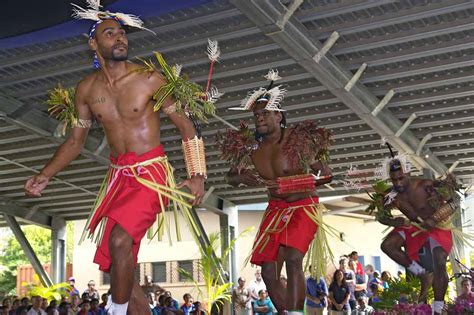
225,168 -> 263,187
25,80 -> 91,197
155,72 -> 205,205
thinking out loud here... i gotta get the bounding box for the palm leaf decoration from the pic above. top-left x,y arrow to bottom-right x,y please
365,180 -> 394,222
46,84 -> 77,136
138,52 -> 217,123
23,274 -> 72,302
178,227 -> 253,313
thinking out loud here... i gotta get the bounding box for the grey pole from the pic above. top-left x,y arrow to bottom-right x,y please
51,217 -> 67,284
4,214 -> 53,287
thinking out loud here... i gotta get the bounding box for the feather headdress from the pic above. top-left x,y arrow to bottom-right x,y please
229,69 -> 287,111
374,140 -> 412,180
71,0 -> 155,37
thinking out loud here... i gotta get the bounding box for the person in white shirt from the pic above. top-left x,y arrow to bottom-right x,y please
26,296 -> 46,315
248,269 -> 267,305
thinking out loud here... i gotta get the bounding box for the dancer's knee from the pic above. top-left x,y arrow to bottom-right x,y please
109,225 -> 133,253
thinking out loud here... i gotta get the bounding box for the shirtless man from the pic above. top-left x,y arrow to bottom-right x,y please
221,74 -> 332,314
24,18 -> 205,314
379,159 -> 453,314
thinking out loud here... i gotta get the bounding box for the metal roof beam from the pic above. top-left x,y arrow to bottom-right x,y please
303,1 -> 473,36
0,94 -> 110,165
0,7 -> 242,69
230,0 -> 448,176
0,197 -> 52,229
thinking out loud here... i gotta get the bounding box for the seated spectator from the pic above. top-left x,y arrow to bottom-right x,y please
381,271 -> 392,290
190,301 -> 205,315
163,297 -> 178,313
68,278 -> 80,297
2,297 -> 12,314
20,298 -> 29,309
456,278 -> 474,303
154,295 -> 166,315
181,294 -> 195,315
10,299 -> 20,315
89,298 -> 104,315
98,294 -> 108,311
328,269 -> 350,314
368,283 -> 382,306
26,296 -> 46,315
41,299 -> 49,311
15,306 -> 28,315
368,271 -> 383,290
70,294 -> 80,314
46,300 -> 59,315
253,290 -> 274,315
163,292 -> 179,310
82,281 -> 99,300
57,302 -> 71,315
77,299 -> 93,315
355,296 -> 374,314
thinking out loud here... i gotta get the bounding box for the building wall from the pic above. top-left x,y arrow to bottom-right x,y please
73,209 -> 401,299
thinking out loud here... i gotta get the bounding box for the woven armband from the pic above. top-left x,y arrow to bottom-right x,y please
73,119 -> 92,128
162,104 -> 177,115
432,202 -> 454,223
182,136 -> 207,179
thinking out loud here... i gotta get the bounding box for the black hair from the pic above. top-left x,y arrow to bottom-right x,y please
389,159 -> 403,172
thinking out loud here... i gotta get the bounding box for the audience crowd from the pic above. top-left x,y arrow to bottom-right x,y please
1,250 -> 472,315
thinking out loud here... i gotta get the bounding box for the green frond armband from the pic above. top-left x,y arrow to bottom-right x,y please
46,84 -> 78,135
138,52 -> 217,123
365,180 -> 394,222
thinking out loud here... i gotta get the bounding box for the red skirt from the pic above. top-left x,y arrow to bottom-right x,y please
250,197 -> 320,266
391,225 -> 453,262
89,145 -> 169,272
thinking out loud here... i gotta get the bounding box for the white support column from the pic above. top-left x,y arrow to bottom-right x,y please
51,217 -> 67,284
223,200 -> 239,284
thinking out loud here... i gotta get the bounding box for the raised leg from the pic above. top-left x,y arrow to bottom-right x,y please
380,232 -> 411,267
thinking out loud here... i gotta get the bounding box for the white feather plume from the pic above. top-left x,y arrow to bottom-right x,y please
264,85 -> 286,111
229,87 -> 266,111
86,0 -> 101,10
374,153 -> 413,180
206,86 -> 224,104
206,39 -> 221,62
264,69 -> 281,81
71,2 -> 155,35
174,64 -> 182,77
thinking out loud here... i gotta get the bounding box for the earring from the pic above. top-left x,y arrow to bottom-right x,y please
93,53 -> 101,69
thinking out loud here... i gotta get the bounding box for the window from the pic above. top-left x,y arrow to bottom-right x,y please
178,260 -> 194,282
358,255 -> 365,268
102,272 -> 110,285
372,256 -> 381,273
152,262 -> 167,283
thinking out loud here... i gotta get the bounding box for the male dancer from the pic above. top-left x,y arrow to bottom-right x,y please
378,158 -> 455,314
25,9 -> 207,315
218,70 -> 332,314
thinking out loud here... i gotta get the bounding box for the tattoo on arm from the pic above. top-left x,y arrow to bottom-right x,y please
91,97 -> 106,105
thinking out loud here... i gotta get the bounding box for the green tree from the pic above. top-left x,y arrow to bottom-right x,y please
0,223 -> 74,296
